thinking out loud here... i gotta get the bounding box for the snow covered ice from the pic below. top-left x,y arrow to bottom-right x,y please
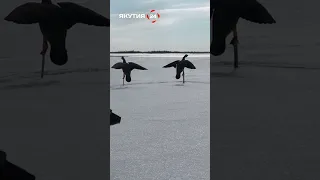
110,53 -> 210,180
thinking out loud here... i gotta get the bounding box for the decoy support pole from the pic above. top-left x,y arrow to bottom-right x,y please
183,69 -> 185,83
122,73 -> 125,85
233,26 -> 239,69
41,54 -> 45,78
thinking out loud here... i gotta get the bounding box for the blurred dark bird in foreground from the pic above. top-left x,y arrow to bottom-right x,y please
111,56 -> 148,85
211,0 -> 276,68
163,54 -> 196,84
110,109 -> 121,126
0,150 -> 36,180
4,0 -> 110,78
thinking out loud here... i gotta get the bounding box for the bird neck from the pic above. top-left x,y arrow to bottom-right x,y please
182,55 -> 188,60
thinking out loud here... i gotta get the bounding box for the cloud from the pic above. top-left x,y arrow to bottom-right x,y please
142,0 -> 178,4
159,6 -> 209,14
110,1 -> 209,51
110,2 -> 209,29
142,0 -> 161,4
171,3 -> 203,8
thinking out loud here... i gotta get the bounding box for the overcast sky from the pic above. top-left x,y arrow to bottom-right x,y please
110,0 -> 210,51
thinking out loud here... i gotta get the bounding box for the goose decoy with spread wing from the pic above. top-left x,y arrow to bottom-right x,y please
211,0 -> 276,68
111,56 -> 148,85
163,54 -> 196,83
4,0 -> 110,78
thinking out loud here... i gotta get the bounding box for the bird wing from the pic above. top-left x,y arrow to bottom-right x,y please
0,150 -> 5,171
4,2 -> 59,24
163,60 -> 180,68
181,60 -> 196,69
210,0 -> 218,18
57,2 -> 110,28
111,62 -> 126,69
110,110 -> 121,126
239,1 -> 276,24
128,62 -> 148,70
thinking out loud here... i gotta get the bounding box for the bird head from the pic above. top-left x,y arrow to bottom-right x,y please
121,56 -> 126,63
182,54 -> 188,60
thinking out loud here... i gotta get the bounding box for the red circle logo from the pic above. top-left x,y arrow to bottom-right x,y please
146,9 -> 160,23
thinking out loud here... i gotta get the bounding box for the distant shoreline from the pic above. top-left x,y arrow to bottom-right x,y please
111,51 -> 209,54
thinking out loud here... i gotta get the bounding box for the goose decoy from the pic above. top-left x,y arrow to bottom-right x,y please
211,0 -> 276,68
163,54 -> 196,84
4,0 -> 110,78
110,109 -> 121,126
111,56 -> 148,85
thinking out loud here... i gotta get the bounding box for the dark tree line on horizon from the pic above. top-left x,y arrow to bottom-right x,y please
111,50 -> 210,54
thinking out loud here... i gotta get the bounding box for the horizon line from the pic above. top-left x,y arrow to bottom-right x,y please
111,50 -> 210,53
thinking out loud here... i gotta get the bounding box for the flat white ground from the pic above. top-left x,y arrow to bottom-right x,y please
110,53 -> 210,180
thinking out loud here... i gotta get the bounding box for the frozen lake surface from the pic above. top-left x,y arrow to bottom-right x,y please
110,53 -> 210,180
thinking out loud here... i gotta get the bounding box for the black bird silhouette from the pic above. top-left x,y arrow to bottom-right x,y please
211,0 -> 276,68
110,109 -> 121,126
0,151 -> 36,179
111,56 -> 148,85
4,0 -> 110,78
163,54 -> 196,83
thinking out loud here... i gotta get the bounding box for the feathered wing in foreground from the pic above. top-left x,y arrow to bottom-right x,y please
4,1 -> 110,78
239,0 -> 276,24
4,2 -> 110,27
211,0 -> 276,68
5,3 -> 58,24
56,2 -> 110,27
